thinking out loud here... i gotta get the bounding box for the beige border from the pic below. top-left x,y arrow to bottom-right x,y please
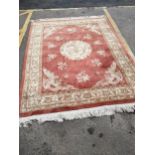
103,8 -> 135,60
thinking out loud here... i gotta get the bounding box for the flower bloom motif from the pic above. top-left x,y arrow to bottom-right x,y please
60,41 -> 92,60
105,62 -> 123,85
93,40 -> 103,45
47,54 -> 57,61
57,62 -> 67,70
67,28 -> 77,33
76,71 -> 90,83
48,43 -> 56,49
83,34 -> 92,40
43,68 -> 61,88
91,58 -> 102,67
55,36 -> 63,41
97,50 -> 106,56
84,24 -> 101,34
43,27 -> 58,39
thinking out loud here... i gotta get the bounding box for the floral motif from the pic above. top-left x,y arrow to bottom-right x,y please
76,71 -> 90,83
97,50 -> 106,56
67,27 -> 77,33
94,62 -> 123,87
83,34 -> 92,39
57,62 -> 67,70
55,36 -> 63,41
43,68 -> 76,91
93,40 -> 103,45
105,62 -> 123,85
91,59 -> 102,67
84,24 -> 101,34
48,43 -> 56,49
47,54 -> 57,61
43,27 -> 58,39
60,40 -> 92,60
43,68 -> 61,88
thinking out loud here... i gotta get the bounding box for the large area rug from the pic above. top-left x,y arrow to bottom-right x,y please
20,14 -> 135,123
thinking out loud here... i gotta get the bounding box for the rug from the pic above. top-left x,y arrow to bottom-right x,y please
20,14 -> 135,123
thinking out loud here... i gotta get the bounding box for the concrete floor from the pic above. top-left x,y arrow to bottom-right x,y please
20,113 -> 134,155
20,0 -> 134,10
19,7 -> 135,155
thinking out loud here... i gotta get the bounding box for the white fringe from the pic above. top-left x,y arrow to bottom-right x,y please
20,103 -> 134,126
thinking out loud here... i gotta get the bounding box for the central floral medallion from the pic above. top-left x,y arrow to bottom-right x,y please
42,25 -> 124,93
60,40 -> 92,60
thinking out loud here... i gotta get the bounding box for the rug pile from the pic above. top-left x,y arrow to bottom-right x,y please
20,14 -> 134,123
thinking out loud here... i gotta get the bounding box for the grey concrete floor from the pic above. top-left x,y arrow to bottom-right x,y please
19,6 -> 135,155
20,0 -> 134,10
20,113 -> 134,155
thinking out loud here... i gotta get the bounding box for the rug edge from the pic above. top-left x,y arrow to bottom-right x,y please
103,8 -> 135,61
19,103 -> 135,126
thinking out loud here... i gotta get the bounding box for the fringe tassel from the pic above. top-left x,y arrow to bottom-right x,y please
20,103 -> 134,127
